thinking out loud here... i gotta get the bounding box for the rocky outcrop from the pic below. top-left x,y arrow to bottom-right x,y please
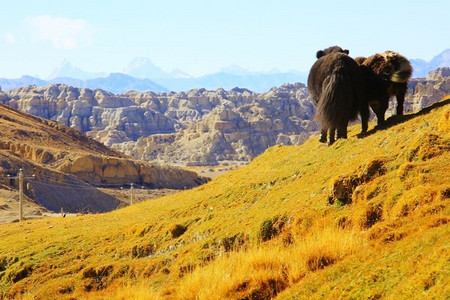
384,67 -> 450,117
404,68 -> 450,113
2,83 -> 318,165
114,83 -> 318,165
58,155 -> 207,188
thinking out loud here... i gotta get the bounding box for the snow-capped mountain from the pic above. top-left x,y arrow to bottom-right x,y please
48,59 -> 107,80
122,57 -> 191,80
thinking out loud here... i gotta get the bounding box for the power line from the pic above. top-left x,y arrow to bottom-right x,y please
31,181 -> 98,190
30,173 -> 150,189
4,168 -> 151,219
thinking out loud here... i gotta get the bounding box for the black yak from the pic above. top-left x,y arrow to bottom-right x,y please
356,51 -> 412,127
308,46 -> 369,145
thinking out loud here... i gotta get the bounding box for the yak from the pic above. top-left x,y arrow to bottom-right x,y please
356,51 -> 412,127
308,46 -> 369,145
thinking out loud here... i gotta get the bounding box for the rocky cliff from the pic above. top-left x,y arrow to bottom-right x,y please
404,67 -> 450,112
115,83 -> 317,165
1,83 -> 318,165
1,68 -> 448,166
380,67 -> 450,118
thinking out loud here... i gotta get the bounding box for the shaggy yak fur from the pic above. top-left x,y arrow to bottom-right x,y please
308,46 -> 369,145
357,51 -> 412,126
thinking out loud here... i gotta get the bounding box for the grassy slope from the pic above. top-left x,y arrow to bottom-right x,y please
0,99 -> 449,299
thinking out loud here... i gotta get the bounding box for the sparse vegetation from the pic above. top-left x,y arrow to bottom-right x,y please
258,214 -> 287,242
0,99 -> 449,299
169,224 -> 188,238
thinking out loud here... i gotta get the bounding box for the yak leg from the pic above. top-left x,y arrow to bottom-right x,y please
372,98 -> 389,128
336,123 -> 347,139
396,85 -> 407,115
327,128 -> 336,146
359,104 -> 370,134
319,129 -> 327,143
376,113 -> 385,127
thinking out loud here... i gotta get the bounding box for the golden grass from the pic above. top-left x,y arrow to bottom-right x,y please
172,227 -> 364,299
0,98 -> 449,299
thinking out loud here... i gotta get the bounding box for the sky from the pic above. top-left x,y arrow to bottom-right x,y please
1,0 -> 449,79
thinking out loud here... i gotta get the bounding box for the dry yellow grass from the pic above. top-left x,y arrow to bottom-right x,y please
173,227 -> 364,299
0,98 -> 449,299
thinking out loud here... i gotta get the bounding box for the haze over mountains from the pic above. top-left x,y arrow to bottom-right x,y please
410,48 -> 450,77
0,49 -> 449,94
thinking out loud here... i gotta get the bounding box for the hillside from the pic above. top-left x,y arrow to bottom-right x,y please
0,97 -> 448,299
0,103 -> 207,221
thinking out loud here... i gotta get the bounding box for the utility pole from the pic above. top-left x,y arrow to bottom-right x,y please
18,169 -> 23,221
8,169 -> 34,222
130,183 -> 134,205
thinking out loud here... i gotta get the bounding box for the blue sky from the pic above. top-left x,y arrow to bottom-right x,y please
1,0 -> 449,78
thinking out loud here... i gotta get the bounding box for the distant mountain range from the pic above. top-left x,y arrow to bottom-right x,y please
0,73 -> 167,94
1,49 -> 448,94
410,48 -> 450,78
0,70 -> 306,94
120,57 -> 308,92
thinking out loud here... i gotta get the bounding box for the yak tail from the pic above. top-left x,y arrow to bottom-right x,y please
314,71 -> 357,130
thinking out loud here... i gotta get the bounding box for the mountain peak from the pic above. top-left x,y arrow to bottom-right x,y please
47,59 -> 106,80
123,57 -> 170,80
411,48 -> 450,77
58,58 -> 72,68
219,64 -> 252,76
47,59 -> 74,79
429,48 -> 450,66
129,56 -> 152,66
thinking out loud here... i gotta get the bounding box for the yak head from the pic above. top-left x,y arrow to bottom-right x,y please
364,51 -> 412,83
383,51 -> 413,83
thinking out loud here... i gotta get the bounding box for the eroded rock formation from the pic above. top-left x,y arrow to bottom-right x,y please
1,83 -> 318,165
385,67 -> 450,117
1,69 -> 448,166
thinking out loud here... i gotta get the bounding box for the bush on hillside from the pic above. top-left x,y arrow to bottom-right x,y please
258,214 -> 287,242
